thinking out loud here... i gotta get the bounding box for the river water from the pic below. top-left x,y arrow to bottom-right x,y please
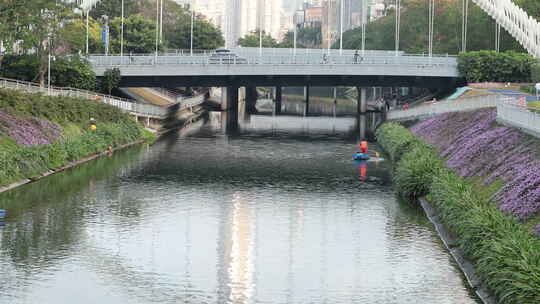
0,113 -> 478,304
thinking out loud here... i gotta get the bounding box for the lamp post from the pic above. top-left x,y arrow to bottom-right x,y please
294,22 -> 297,56
48,50 -> 51,95
160,0 -> 163,43
155,0 -> 159,62
361,0 -> 366,55
339,0 -> 343,55
259,0 -> 264,57
121,0 -> 124,57
85,9 -> 89,54
190,1 -> 194,56
395,0 -> 401,56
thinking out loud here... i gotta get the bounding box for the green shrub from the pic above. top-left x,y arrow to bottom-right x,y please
520,85 -> 535,95
394,144 -> 443,200
458,51 -> 536,83
531,62 -> 540,83
0,55 -> 96,90
375,122 -> 428,163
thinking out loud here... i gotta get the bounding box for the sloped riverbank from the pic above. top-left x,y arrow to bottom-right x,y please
376,114 -> 540,303
0,88 -> 155,191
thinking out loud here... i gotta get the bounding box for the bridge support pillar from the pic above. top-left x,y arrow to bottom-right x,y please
358,114 -> 367,140
221,86 -> 239,111
245,86 -> 258,114
273,87 -> 282,114
304,86 -> 310,116
333,87 -> 338,117
357,87 -> 367,114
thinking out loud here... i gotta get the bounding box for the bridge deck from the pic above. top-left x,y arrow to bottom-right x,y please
88,53 -> 460,88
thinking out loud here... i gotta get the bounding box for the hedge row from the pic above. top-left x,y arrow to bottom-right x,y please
457,51 -> 536,83
376,122 -> 540,303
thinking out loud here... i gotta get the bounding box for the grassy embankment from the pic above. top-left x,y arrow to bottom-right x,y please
0,88 -> 155,189
376,110 -> 540,303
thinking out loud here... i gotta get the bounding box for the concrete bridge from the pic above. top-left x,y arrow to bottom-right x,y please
88,50 -> 462,88
87,49 -> 463,118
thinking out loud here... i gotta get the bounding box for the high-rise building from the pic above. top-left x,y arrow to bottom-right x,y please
194,0 -> 284,48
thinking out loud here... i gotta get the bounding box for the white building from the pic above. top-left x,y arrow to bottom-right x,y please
194,0 -> 284,48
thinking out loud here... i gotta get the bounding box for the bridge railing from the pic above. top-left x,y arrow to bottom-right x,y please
0,77 -> 205,119
87,54 -> 457,67
387,94 -> 507,120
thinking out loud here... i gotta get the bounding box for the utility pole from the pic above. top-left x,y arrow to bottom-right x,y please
190,1 -> 195,56
160,0 -> 164,43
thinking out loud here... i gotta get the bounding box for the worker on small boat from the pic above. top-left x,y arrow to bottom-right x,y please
360,141 -> 368,154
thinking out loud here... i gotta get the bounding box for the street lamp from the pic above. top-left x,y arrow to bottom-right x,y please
190,1 -> 195,56
121,0 -> 124,57
85,9 -> 90,55
339,0 -> 343,55
47,41 -> 55,95
155,0 -> 159,62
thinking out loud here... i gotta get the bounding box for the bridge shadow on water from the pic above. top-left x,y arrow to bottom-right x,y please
213,101 -> 385,142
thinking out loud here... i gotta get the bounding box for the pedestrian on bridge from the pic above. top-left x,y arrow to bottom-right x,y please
354,50 -> 359,64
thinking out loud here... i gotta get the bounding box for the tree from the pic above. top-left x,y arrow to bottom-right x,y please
166,16 -> 225,50
51,56 -> 97,90
89,0 -> 143,20
57,17 -> 103,54
0,0 -> 77,85
238,30 -> 277,48
0,55 -> 96,90
277,31 -> 306,48
101,68 -> 122,94
337,0 -> 533,55
109,14 -> 161,54
161,2 -> 224,50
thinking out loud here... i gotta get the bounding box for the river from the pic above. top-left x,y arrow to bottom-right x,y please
0,112 -> 478,304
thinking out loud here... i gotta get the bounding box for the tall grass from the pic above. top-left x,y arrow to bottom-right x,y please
375,122 -> 428,162
394,144 -> 443,200
377,122 -> 540,303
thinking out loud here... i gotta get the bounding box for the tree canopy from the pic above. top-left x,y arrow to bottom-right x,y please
335,0 -> 538,54
109,14 -> 160,54
238,30 -> 278,48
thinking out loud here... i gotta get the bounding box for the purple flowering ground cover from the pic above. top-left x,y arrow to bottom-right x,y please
410,109 -> 540,233
0,110 -> 62,147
